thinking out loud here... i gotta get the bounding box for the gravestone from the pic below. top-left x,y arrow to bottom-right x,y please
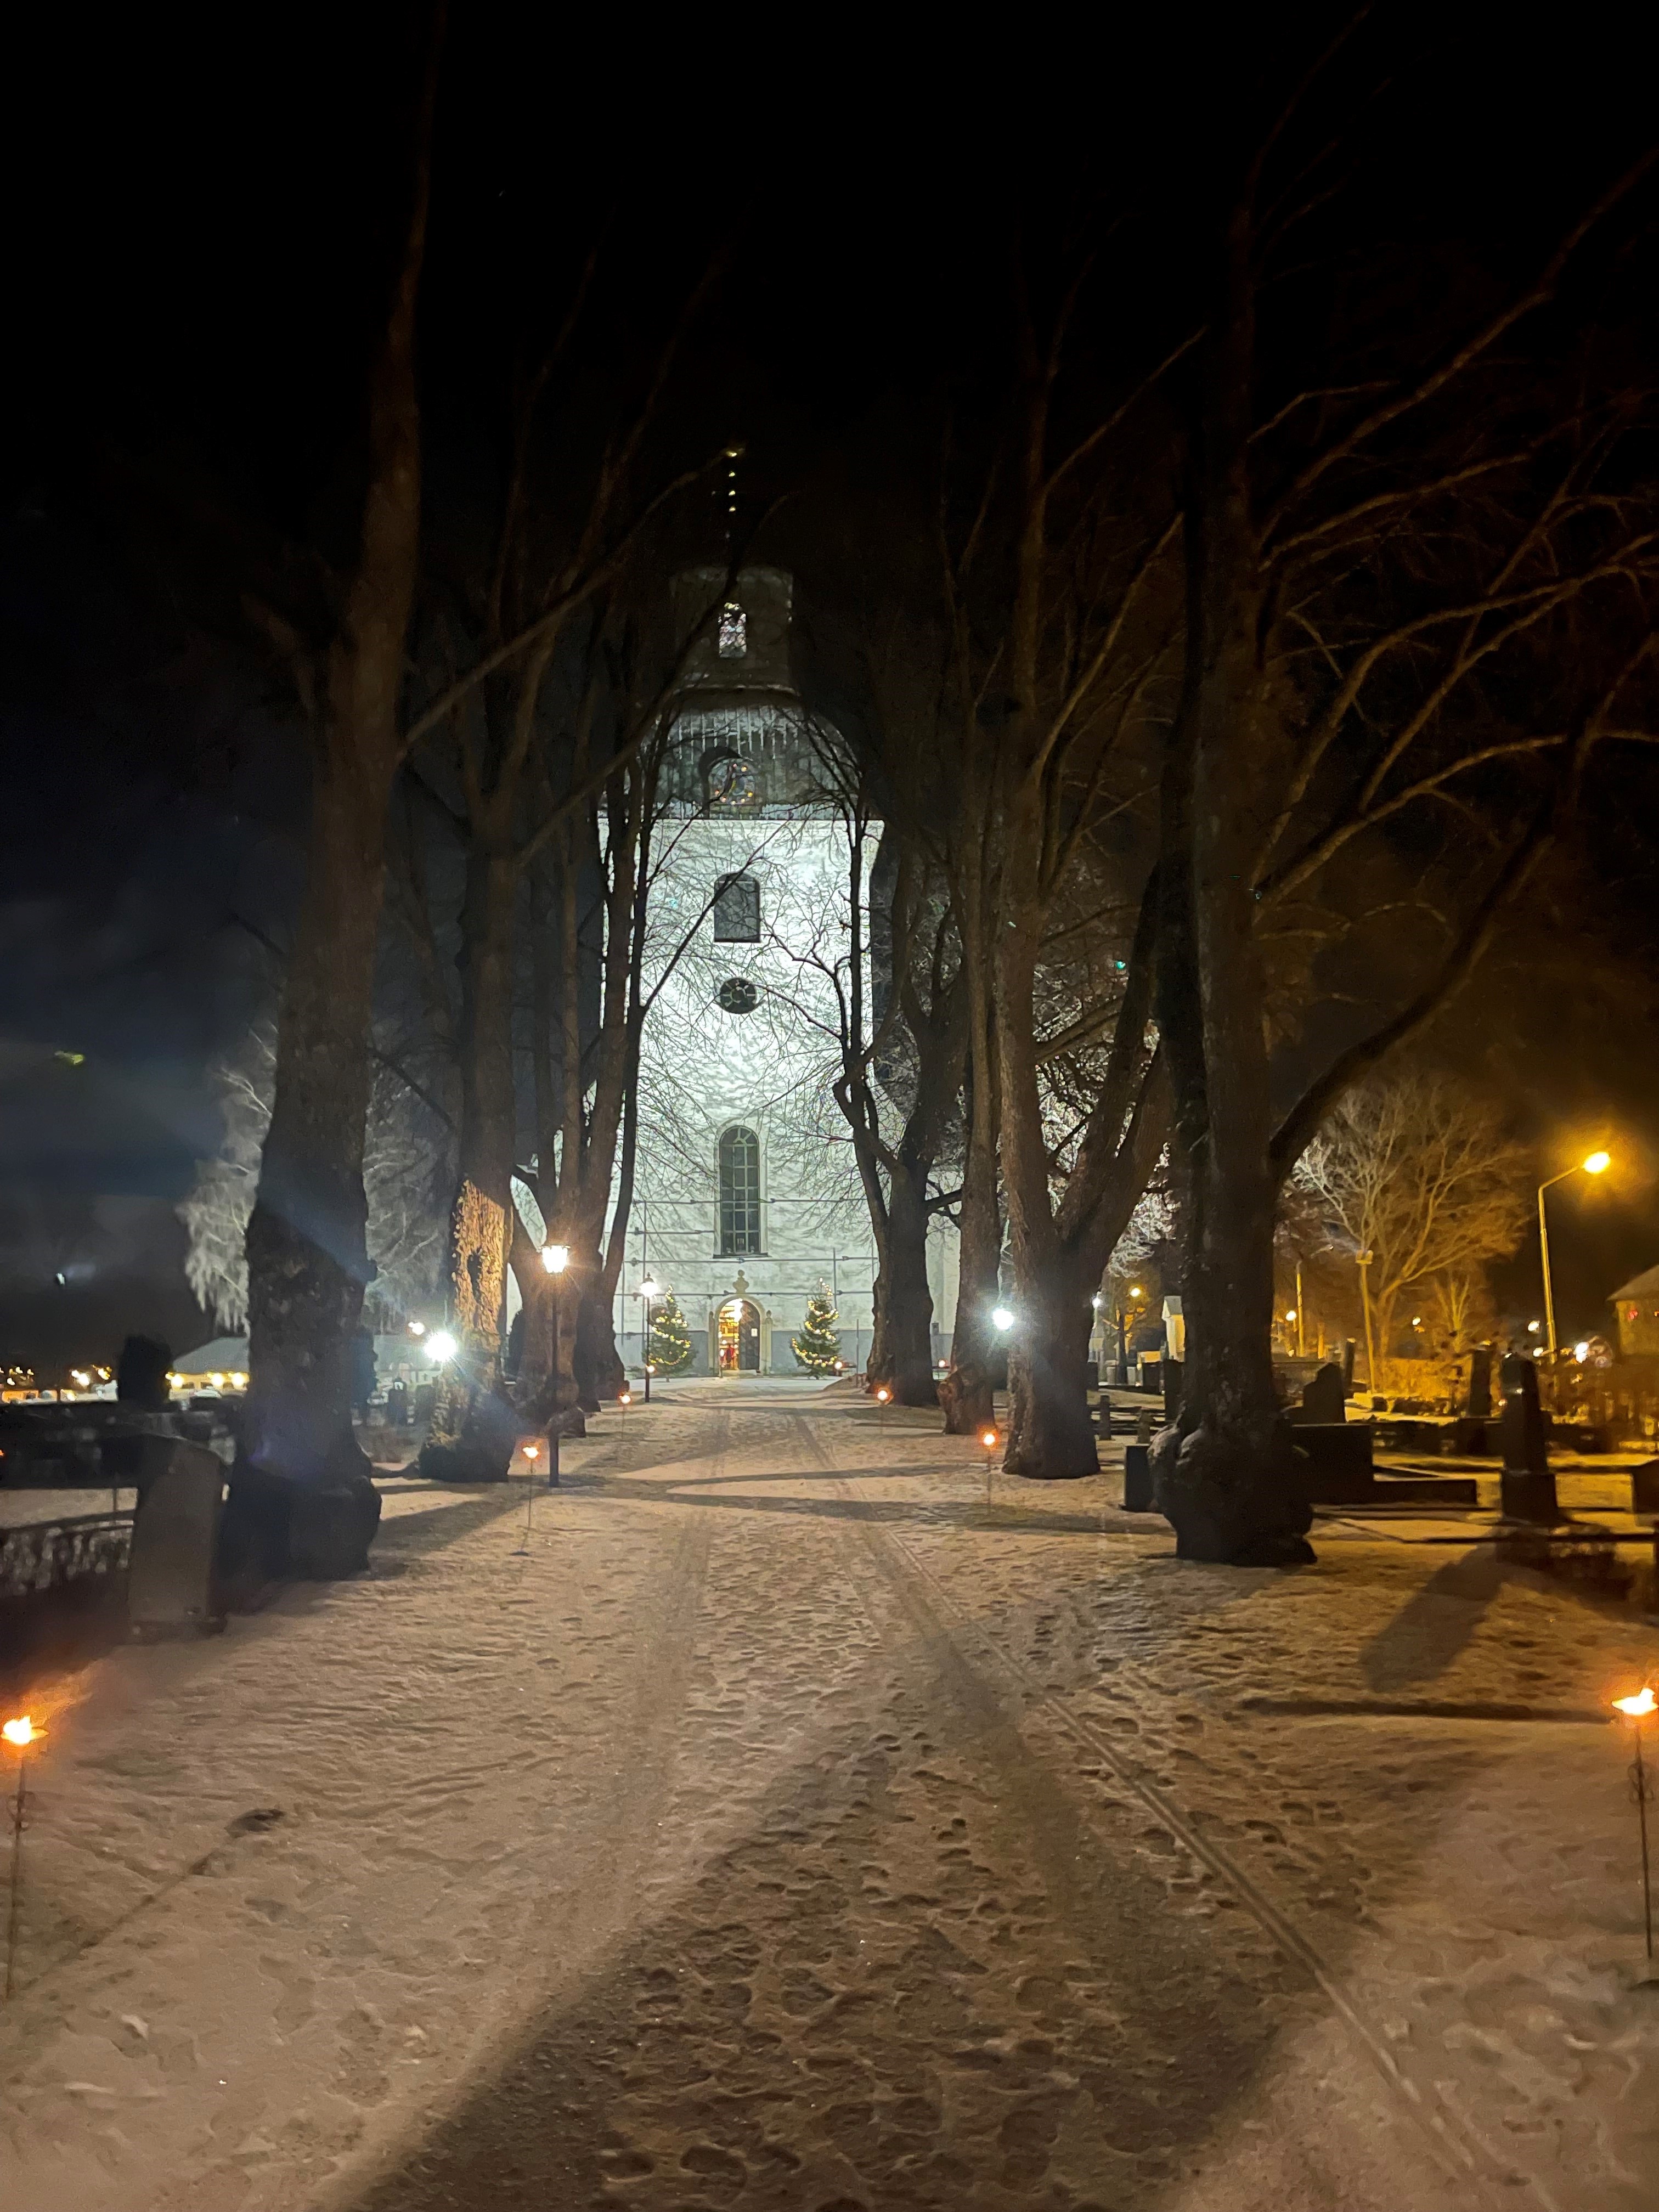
1123,1443 -> 1155,1511
128,1438 -> 227,1639
1293,1424 -> 1376,1503
1300,1362 -> 1346,1425
1498,1352 -> 1559,1523
1163,1358 -> 1183,1422
1341,1339 -> 1356,1391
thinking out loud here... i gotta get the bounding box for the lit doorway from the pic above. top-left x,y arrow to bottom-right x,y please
718,1299 -> 761,1373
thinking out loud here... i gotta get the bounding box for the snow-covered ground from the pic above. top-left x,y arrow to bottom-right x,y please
2,1384 -> 1657,2210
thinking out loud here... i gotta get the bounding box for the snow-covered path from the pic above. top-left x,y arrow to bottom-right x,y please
3,1388 -> 1657,2211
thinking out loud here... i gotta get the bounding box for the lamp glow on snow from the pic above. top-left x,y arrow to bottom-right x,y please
1612,1685 -> 1656,1965
5,1714 -> 40,2001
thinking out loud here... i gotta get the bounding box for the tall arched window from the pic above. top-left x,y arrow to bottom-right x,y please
718,1125 -> 761,1255
713,870 -> 760,940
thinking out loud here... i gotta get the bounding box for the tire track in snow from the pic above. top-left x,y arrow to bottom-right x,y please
790,1409 -> 1543,2212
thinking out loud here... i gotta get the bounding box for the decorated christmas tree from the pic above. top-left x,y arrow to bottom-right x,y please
646,1289 -> 694,1376
792,1283 -> 843,1376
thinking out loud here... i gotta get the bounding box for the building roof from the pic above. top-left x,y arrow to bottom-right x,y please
173,1336 -> 249,1374
1610,1265 -> 1659,1304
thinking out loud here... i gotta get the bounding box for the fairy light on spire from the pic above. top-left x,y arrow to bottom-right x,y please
719,444 -> 747,659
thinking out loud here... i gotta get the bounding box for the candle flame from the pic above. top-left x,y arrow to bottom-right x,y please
1613,1687 -> 1657,1718
3,1716 -> 35,1748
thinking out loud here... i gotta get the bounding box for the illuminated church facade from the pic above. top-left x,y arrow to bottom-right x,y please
607,566 -> 959,1376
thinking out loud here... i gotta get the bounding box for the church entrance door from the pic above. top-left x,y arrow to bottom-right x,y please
718,1299 -> 761,1373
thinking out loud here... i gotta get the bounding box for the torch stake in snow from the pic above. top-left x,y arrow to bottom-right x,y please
1613,1688 -> 1656,1963
513,1442 -> 541,1555
4,1714 -> 37,2002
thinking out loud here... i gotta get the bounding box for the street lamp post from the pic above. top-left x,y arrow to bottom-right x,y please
541,1243 -> 570,1485
1538,1152 -> 1611,1358
638,1277 -> 659,1403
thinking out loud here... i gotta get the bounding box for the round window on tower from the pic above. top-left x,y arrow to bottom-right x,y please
717,977 -> 759,1013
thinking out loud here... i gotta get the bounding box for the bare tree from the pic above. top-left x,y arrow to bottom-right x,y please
1297,1072 -> 1531,1391
180,1025 -> 451,1336
1142,80 -> 1659,1560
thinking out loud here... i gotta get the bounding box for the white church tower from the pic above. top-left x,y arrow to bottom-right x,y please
611,565 -> 956,1376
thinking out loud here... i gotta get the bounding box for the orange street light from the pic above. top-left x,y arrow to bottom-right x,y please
1613,1686 -> 1656,1964
1538,1151 -> 1614,1356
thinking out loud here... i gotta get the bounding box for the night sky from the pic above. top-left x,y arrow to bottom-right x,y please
5,10 -> 1658,1369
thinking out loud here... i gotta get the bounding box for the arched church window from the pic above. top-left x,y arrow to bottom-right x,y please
716,977 -> 758,1012
713,871 -> 761,940
718,1126 -> 761,1255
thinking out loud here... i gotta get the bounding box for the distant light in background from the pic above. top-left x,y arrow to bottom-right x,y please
427,1331 -> 457,1363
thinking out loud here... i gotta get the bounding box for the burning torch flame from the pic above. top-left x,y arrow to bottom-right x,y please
981,1429 -> 998,1449
876,1387 -> 890,1404
3,1717 -> 35,1749
522,1442 -> 540,1462
1613,1688 -> 1657,1718
620,1390 -> 633,1406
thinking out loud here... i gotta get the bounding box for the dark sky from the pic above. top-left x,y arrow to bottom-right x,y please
4,10 -> 1657,1366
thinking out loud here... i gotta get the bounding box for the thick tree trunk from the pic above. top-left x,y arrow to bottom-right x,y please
940,977 -> 1000,1435
420,849 -> 518,1482
230,16 -> 438,1581
1152,1155 -> 1312,1561
883,1163 -> 938,1406
940,1145 -> 999,1434
1004,1261 -> 1098,1479
1150,201 -> 1313,1567
233,768 -> 391,1579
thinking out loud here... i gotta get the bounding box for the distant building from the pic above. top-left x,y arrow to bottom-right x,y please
597,566 -> 958,1377
1610,1265 -> 1659,1357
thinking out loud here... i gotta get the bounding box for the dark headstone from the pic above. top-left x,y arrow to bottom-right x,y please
128,1438 -> 226,1639
1300,1363 -> 1346,1425
351,1329 -> 377,1415
1341,1339 -> 1356,1391
116,1334 -> 172,1410
387,1378 -> 409,1427
1466,1345 -> 1493,1420
1498,1352 -> 1559,1523
1123,1443 -> 1155,1511
1292,1424 -> 1376,1503
1630,1458 -> 1659,1514
1163,1358 -> 1183,1421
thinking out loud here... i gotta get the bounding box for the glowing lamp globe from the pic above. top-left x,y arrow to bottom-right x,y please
981,1429 -> 998,1450
427,1331 -> 458,1364
541,1243 -> 571,1275
1584,1150 -> 1611,1175
991,1307 -> 1014,1333
639,1277 -> 660,1300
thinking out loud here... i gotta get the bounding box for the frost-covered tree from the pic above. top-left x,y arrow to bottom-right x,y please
179,1025 -> 450,1334
1296,1071 -> 1530,1390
